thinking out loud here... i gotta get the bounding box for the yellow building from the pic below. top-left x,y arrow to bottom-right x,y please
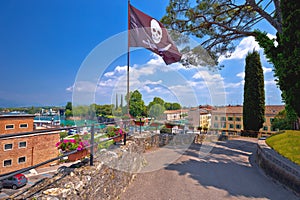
211,105 -> 285,133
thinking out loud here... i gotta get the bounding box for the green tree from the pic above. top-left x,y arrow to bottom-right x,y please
27,106 -> 38,114
149,104 -> 165,120
172,103 -> 181,110
65,109 -> 73,118
163,0 -> 300,120
87,104 -> 97,120
164,102 -> 172,110
65,102 -> 73,118
95,104 -> 113,116
243,51 -> 265,131
255,0 -> 300,119
148,97 -> 165,110
271,109 -> 292,130
115,93 -> 118,109
66,102 -> 72,111
164,102 -> 182,110
129,90 -> 147,117
120,94 -> 123,108
163,0 -> 282,63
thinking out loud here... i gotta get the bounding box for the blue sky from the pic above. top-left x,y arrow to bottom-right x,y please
0,0 -> 282,107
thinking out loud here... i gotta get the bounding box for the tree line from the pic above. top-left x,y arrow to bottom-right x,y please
65,90 -> 182,119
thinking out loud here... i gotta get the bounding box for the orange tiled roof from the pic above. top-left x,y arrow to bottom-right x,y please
164,109 -> 189,114
265,105 -> 285,115
212,105 -> 285,115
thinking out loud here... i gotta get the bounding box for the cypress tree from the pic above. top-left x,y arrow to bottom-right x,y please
120,94 -> 123,108
116,93 -> 118,109
243,51 -> 265,131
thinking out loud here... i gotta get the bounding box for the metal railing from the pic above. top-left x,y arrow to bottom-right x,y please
0,122 -> 127,181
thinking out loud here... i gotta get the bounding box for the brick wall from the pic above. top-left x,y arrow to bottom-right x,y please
0,132 -> 60,175
0,116 -> 34,135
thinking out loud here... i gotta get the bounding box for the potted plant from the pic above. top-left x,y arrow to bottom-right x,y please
165,122 -> 177,129
106,127 -> 125,144
56,135 -> 89,161
134,118 -> 145,126
197,126 -> 202,133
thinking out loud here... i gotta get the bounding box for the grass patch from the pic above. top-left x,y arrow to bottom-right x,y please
266,130 -> 300,165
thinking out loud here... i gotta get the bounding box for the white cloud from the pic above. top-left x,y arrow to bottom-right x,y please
104,65 -> 127,78
72,81 -> 98,93
236,72 -> 245,79
218,36 -> 259,63
263,67 -> 272,74
66,85 -> 73,92
104,71 -> 114,77
144,80 -> 163,85
218,34 -> 277,63
265,79 -> 276,86
225,81 -> 244,88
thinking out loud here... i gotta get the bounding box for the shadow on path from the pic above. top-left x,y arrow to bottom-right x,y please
165,139 -> 298,200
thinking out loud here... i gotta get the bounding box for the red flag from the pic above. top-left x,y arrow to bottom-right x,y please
129,5 -> 182,65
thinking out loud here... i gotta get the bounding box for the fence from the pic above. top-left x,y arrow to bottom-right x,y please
0,123 -> 127,181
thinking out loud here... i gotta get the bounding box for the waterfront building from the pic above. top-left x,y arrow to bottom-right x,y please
0,114 -> 59,175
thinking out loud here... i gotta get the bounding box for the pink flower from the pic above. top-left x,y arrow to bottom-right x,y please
77,145 -> 83,151
118,129 -> 123,135
55,142 -> 61,147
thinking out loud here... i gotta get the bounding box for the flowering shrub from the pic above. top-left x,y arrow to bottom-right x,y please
56,135 -> 89,152
106,127 -> 125,138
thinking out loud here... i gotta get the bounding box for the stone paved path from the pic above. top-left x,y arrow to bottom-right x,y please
120,138 -> 299,200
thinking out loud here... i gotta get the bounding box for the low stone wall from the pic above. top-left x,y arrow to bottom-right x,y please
12,133 -> 183,200
256,140 -> 300,196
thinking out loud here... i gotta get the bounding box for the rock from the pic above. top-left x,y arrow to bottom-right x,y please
18,133 -> 177,200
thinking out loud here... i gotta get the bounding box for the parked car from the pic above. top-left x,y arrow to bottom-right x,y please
68,129 -> 78,135
2,174 -> 27,189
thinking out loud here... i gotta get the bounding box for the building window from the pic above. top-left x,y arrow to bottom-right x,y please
5,124 -> 14,130
236,124 -> 241,129
229,124 -> 234,129
263,126 -> 268,131
214,123 -> 218,128
221,117 -> 226,121
271,126 -> 277,131
236,117 -> 241,121
19,123 -> 28,128
222,123 -> 226,128
270,118 -> 275,123
214,116 -> 218,121
19,141 -> 27,148
18,157 -> 26,164
3,159 -> 12,167
228,117 -> 233,121
4,143 -> 13,150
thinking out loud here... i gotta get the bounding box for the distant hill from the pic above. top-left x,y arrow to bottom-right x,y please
0,98 -> 23,108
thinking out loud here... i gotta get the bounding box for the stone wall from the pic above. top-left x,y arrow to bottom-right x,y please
12,133 -> 180,200
256,140 -> 300,196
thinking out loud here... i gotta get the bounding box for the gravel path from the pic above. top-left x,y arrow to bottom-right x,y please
120,138 -> 299,200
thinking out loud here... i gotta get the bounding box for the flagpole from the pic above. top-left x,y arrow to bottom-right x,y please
127,0 -> 130,116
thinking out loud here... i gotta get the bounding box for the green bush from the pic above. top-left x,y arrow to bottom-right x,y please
160,127 -> 172,134
60,131 -> 68,140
